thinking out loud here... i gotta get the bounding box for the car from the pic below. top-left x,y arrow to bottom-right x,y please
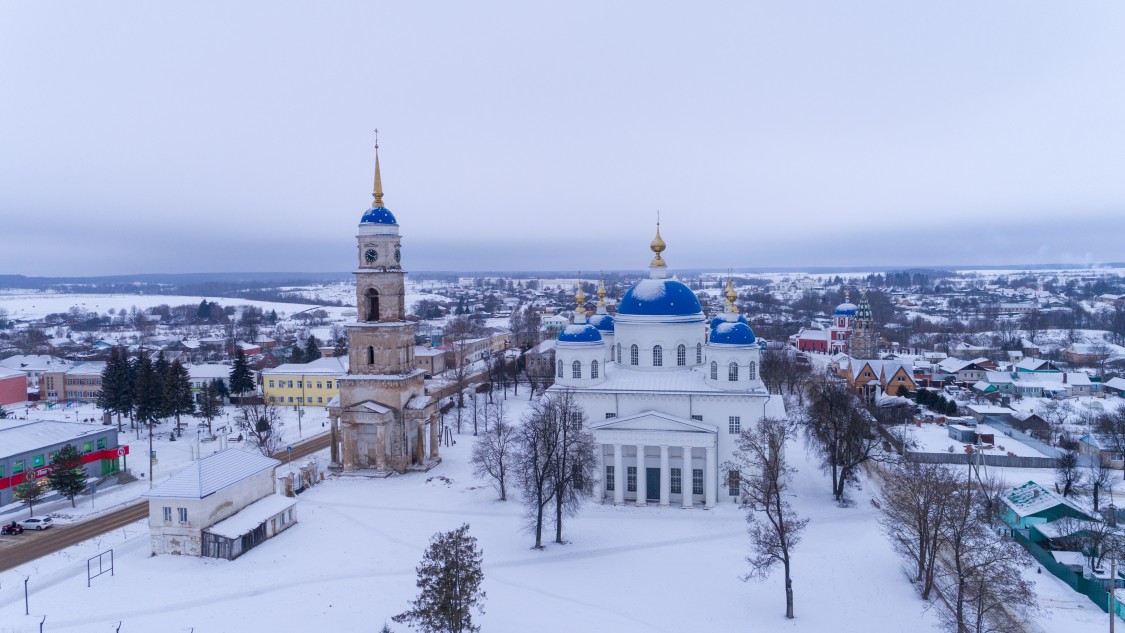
19,516 -> 53,531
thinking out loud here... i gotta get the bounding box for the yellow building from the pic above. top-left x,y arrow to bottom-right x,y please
262,357 -> 347,408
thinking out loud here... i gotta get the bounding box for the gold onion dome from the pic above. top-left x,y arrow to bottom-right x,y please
725,276 -> 740,313
597,276 -> 607,306
649,220 -> 667,267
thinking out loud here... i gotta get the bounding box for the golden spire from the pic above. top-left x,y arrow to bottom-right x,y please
844,288 -> 850,303
597,272 -> 607,306
725,273 -> 739,313
372,129 -> 384,208
649,211 -> 666,267
575,273 -> 586,310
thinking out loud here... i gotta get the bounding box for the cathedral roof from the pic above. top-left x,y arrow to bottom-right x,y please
834,302 -> 857,316
709,320 -> 757,346
589,313 -> 615,332
360,205 -> 399,225
558,323 -> 603,343
618,279 -> 702,317
710,314 -> 748,330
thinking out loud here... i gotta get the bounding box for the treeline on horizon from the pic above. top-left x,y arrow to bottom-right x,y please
0,274 -> 349,307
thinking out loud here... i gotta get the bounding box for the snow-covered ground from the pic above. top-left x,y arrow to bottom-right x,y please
889,422 -> 1051,457
0,291 -> 352,323
0,392 -> 1117,632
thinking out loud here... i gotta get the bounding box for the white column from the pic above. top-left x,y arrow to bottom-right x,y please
613,444 -> 624,505
659,445 -> 670,507
705,445 -> 717,508
681,446 -> 693,508
635,443 -> 647,506
594,444 -> 605,503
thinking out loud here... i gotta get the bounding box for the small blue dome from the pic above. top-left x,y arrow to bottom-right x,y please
618,279 -> 702,316
709,320 -> 757,345
710,314 -> 748,331
361,206 -> 399,225
589,313 -> 615,332
834,302 -> 857,316
558,323 -> 603,343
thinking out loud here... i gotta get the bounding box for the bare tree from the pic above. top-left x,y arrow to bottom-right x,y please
1087,454 -> 1115,513
1054,449 -> 1081,497
471,400 -> 517,501
549,390 -> 597,544
802,374 -> 883,502
238,401 -> 285,456
445,316 -> 484,424
1097,409 -> 1125,480
879,461 -> 960,600
725,416 -> 808,619
514,398 -> 560,549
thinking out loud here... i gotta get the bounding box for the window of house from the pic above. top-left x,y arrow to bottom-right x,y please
729,362 -> 739,381
728,470 -> 740,496
677,344 -> 686,366
605,412 -> 616,418
317,397 -> 323,403
572,361 -> 581,379
326,381 -> 333,389
591,360 -> 599,379
696,343 -> 702,364
288,508 -> 293,522
630,344 -> 639,366
298,397 -> 304,404
287,380 -> 294,388
316,382 -> 322,389
653,345 -> 663,367
606,466 -> 615,491
691,414 -> 703,421
98,438 -> 106,449
163,507 -> 172,523
748,362 -> 756,380
627,466 -> 637,492
268,380 -> 275,388
269,396 -> 276,403
178,507 -> 188,524
671,468 -> 682,494
729,416 -> 741,434
288,396 -> 294,403
13,460 -> 24,474
710,361 -> 718,380
83,441 -> 93,452
693,469 -> 704,495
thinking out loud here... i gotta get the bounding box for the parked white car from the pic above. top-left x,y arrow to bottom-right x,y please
19,516 -> 53,530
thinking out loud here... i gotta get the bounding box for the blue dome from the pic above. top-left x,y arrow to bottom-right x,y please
558,323 -> 603,343
589,313 -> 615,332
710,313 -> 748,331
361,206 -> 399,225
834,302 -> 857,316
709,320 -> 757,345
618,279 -> 702,316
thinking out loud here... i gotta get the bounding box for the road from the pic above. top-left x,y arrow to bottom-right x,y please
0,432 -> 331,573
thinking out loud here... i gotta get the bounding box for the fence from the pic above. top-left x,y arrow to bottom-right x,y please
903,451 -> 1060,469
980,417 -> 1063,459
1012,530 -> 1125,619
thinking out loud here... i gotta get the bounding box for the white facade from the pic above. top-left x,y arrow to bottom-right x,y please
548,232 -> 783,508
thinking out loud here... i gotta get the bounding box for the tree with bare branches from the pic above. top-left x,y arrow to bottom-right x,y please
879,461 -> 960,600
802,374 -> 883,502
725,416 -> 808,619
471,400 -> 517,501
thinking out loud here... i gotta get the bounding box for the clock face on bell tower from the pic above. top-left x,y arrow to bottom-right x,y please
365,248 -> 378,264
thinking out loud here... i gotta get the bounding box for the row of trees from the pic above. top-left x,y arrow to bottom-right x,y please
14,444 -> 89,515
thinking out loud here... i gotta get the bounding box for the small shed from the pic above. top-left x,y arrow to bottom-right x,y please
1000,481 -> 1096,531
948,424 -> 977,443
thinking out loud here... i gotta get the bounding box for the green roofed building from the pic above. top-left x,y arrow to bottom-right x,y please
1000,480 -> 1095,531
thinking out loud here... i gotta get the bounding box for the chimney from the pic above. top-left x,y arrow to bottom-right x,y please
1063,373 -> 1067,383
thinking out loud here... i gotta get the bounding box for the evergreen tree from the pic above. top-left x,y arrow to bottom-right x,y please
304,335 -> 321,362
393,523 -> 486,633
0,406 -> 8,419
152,351 -> 169,416
212,377 -> 230,400
133,354 -> 163,428
47,444 -> 88,507
14,480 -> 46,518
228,349 -> 255,401
289,344 -> 305,364
267,309 -> 278,325
198,380 -> 222,434
163,359 -> 195,434
97,347 -> 133,431
332,335 -> 347,359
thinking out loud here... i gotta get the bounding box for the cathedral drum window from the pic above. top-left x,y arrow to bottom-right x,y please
710,361 -> 718,380
591,360 -> 599,379
677,344 -> 686,366
696,343 -> 702,364
557,360 -> 564,378
572,361 -> 582,379
728,362 -> 739,381
653,345 -> 663,367
630,344 -> 639,366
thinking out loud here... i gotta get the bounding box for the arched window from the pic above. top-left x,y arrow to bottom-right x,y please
653,345 -> 663,367
696,343 -> 703,364
616,343 -> 621,363
710,361 -> 718,380
630,344 -> 639,366
677,344 -> 686,366
728,362 -> 739,381
748,361 -> 757,380
367,346 -> 375,365
591,360 -> 599,379
572,360 -> 582,379
557,360 -> 564,378
365,288 -> 379,322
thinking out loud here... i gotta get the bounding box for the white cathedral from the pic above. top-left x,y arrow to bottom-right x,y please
546,228 -> 785,507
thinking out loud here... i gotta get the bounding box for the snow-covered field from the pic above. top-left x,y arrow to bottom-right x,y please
890,422 -> 1051,457
0,393 -> 1117,632
0,291 -> 350,322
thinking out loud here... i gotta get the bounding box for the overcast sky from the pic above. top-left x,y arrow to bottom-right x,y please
2,2 -> 1124,277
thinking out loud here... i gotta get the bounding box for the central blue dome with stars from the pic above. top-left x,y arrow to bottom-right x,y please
618,279 -> 702,317
361,206 -> 398,225
709,320 -> 757,346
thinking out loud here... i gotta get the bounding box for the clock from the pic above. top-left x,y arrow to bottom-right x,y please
364,248 -> 378,264
395,246 -> 401,263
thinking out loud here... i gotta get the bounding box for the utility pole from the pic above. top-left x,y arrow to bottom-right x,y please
1112,555 -> 1117,633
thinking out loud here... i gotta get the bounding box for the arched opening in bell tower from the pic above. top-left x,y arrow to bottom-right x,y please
367,346 -> 375,365
365,288 -> 380,322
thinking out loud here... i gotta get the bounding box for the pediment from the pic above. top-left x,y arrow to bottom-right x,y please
589,410 -> 716,434
343,399 -> 393,415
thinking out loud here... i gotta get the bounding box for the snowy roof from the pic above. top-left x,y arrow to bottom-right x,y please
263,356 -> 347,377
0,367 -> 23,380
414,346 -> 444,357
0,355 -> 72,373
558,323 -> 603,344
589,410 -> 717,434
205,494 -> 296,539
65,362 -> 106,376
1000,481 -> 1086,519
188,364 -> 232,380
618,279 -> 703,317
1032,518 -> 1104,541
1106,377 -> 1125,392
0,419 -> 109,458
144,449 -> 280,500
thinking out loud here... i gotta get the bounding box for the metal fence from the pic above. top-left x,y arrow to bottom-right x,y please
1012,530 -> 1124,619
903,451 -> 1059,469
